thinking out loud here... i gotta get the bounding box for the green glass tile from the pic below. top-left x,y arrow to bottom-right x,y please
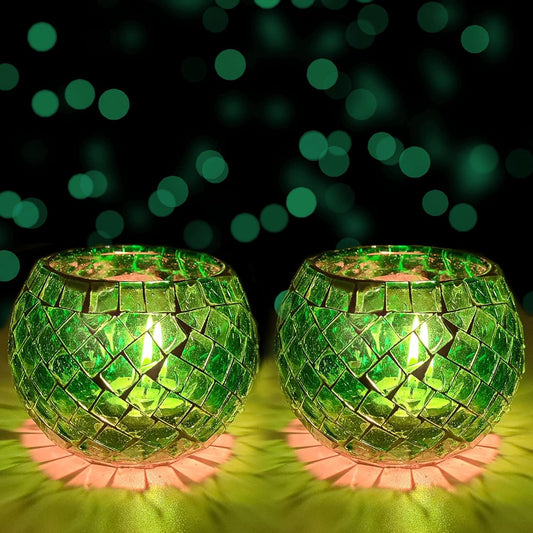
35,326 -> 63,362
355,282 -> 385,313
465,278 -> 492,305
316,386 -> 344,418
144,282 -> 176,312
306,273 -> 330,306
127,375 -> 167,415
390,334 -> 430,374
278,291 -> 303,323
157,354 -> 193,391
95,427 -> 132,452
491,360 -> 511,391
311,306 -> 340,330
336,408 -> 369,438
411,282 -> 442,313
320,418 -> 351,443
325,279 -> 353,312
27,264 -> 48,296
34,397 -> 58,427
393,375 -> 433,415
331,371 -> 367,409
278,319 -> 296,350
154,392 -> 192,427
508,337 -> 525,373
142,421 -> 179,449
301,324 -> 328,362
101,355 -> 140,395
54,419 -> 84,443
292,303 -> 313,338
175,281 -> 205,311
199,278 -> 226,305
205,345 -> 232,382
181,368 -> 214,404
92,390 -> 129,424
491,326 -> 512,360
88,283 -> 119,313
45,307 -> 74,330
462,416 -> 489,442
80,312 -> 112,333
225,360 -> 246,392
423,354 -> 459,392
150,314 -> 187,353
300,396 -> 325,428
177,308 -> 210,331
315,350 -> 345,386
446,368 -> 480,405
18,342 -> 40,375
298,362 -> 322,398
11,292 -> 38,327
283,377 -> 305,409
11,318 -> 29,351
241,337 -> 258,373
448,330 -> 479,369
180,406 -> 211,438
361,426 -> 398,451
485,279 -> 502,303
96,317 -> 134,355
72,337 -> 112,377
119,282 -> 145,312
26,304 -> 47,336
340,336 -> 376,377
504,305 -> 521,338
117,410 -> 155,438
504,368 -> 519,398
196,417 -> 224,442
361,316 -> 401,356
48,350 -> 79,386
442,308 -> 476,331
205,308 -> 231,344
483,303 -> 505,322
417,315 -> 453,354
123,334 -> 163,373
385,313 -> 431,340
421,392 -> 457,426
277,353 -> 290,385
384,409 -> 421,438
219,393 -> 241,424
406,421 -> 444,448
445,406 -> 476,436
181,330 -> 213,369
203,382 -> 231,415
57,315 -> 90,352
471,309 -> 497,345
441,280 -> 471,310
66,371 -> 101,409
468,382 -> 496,415
359,390 -> 395,425
367,355 -> 405,395
284,340 -> 305,375
236,305 -> 256,339
486,394 -> 507,425
386,282 -> 411,312
349,313 -> 379,333
218,278 -> 237,303
40,273 -> 64,306
32,362 -> 56,398
293,264 -> 316,297
59,279 -> 89,312
471,345 -> 498,382
70,408 -> 103,437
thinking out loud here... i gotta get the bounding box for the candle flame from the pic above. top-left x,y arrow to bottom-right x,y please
141,316 -> 163,367
408,316 -> 429,369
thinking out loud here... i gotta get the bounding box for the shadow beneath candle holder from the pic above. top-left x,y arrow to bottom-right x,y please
284,418 -> 501,492
16,418 -> 234,491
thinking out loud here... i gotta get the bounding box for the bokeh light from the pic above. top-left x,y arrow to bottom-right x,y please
27,22 -> 57,52
299,130 -> 328,161
318,146 -> 350,177
158,176 -> 189,206
325,72 -> 352,99
461,25 -> 490,54
181,57 -> 207,83
0,250 -> 20,282
357,4 -> 389,36
307,58 -> 338,90
322,0 -> 348,10
449,203 -> 477,232
216,0 -> 239,8
469,144 -> 499,174
325,183 -> 355,213
196,150 -> 229,183
95,210 -> 124,238
98,89 -> 130,120
25,197 -> 47,228
0,191 -> 21,218
68,173 -> 94,199
0,63 -> 19,91
86,170 -> 108,198
291,0 -> 314,8
422,189 -> 449,216
255,0 -> 281,8
399,146 -> 431,178
183,219 -> 214,249
31,90 -> 59,117
274,289 -> 288,315
65,79 -> 96,110
505,148 -> 533,178
262,96 -> 293,128
286,187 -> 317,218
202,6 -> 229,33
12,200 -> 40,228
231,213 -> 260,242
345,88 -> 377,120
336,236 -> 360,249
117,20 -> 146,53
345,20 -> 375,50
327,130 -> 352,152
417,2 -> 448,33
214,49 -> 246,81
368,131 -> 396,161
260,203 -> 289,233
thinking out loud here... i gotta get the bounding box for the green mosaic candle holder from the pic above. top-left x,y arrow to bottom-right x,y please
8,245 -> 259,465
276,245 -> 526,465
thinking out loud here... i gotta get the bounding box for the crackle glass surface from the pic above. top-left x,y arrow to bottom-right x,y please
8,245 -> 259,465
276,245 -> 526,465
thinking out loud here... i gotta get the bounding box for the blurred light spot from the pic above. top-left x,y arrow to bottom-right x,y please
345,88 -> 377,120
328,130 -> 352,152
260,203 -> 289,233
358,4 -> 388,35
481,14 -> 510,61
299,130 -> 328,161
307,58 -> 338,90
86,170 -> 108,198
311,25 -> 345,56
148,190 -> 174,217
32,90 -> 59,117
368,132 -> 396,161
196,150 -> 228,183
231,213 -> 260,242
325,72 -> 352,99
184,220 -> 213,249
291,0 -> 314,7
65,79 -> 95,110
181,57 -> 207,82
263,96 -> 293,128
158,176 -> 188,206
98,89 -> 130,120
319,147 -> 350,177
218,91 -> 248,125
322,0 -> 348,10
25,198 -> 47,228
274,289 -> 288,314
203,6 -> 229,33
27,22 -> 57,52
117,20 -> 146,53
346,20 -> 375,49
419,49 -> 458,99
506,148 -> 533,178
468,144 -> 498,174
256,11 -> 292,53
96,210 -> 124,239
422,189 -> 449,216
13,200 -> 39,228
216,0 -> 239,7
523,291 -> 533,314
286,187 -> 317,218
338,210 -> 372,240
0,63 -> 19,91
325,183 -> 355,213
449,203 -> 477,232
87,231 -> 111,247
255,0 -> 280,8
337,237 -> 360,248
214,49 -> 246,80
461,25 -> 489,54
399,146 -> 431,178
0,191 -> 21,218
0,250 -> 20,282
68,173 -> 94,199
382,138 -> 404,166
417,2 -> 448,33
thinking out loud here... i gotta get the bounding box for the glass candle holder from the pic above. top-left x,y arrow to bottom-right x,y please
276,245 -> 525,465
9,245 -> 259,465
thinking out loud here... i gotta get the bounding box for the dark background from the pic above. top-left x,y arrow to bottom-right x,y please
1,0 -> 532,351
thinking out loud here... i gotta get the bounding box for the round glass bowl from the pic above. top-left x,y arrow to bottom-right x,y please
9,245 -> 259,465
276,245 -> 525,465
